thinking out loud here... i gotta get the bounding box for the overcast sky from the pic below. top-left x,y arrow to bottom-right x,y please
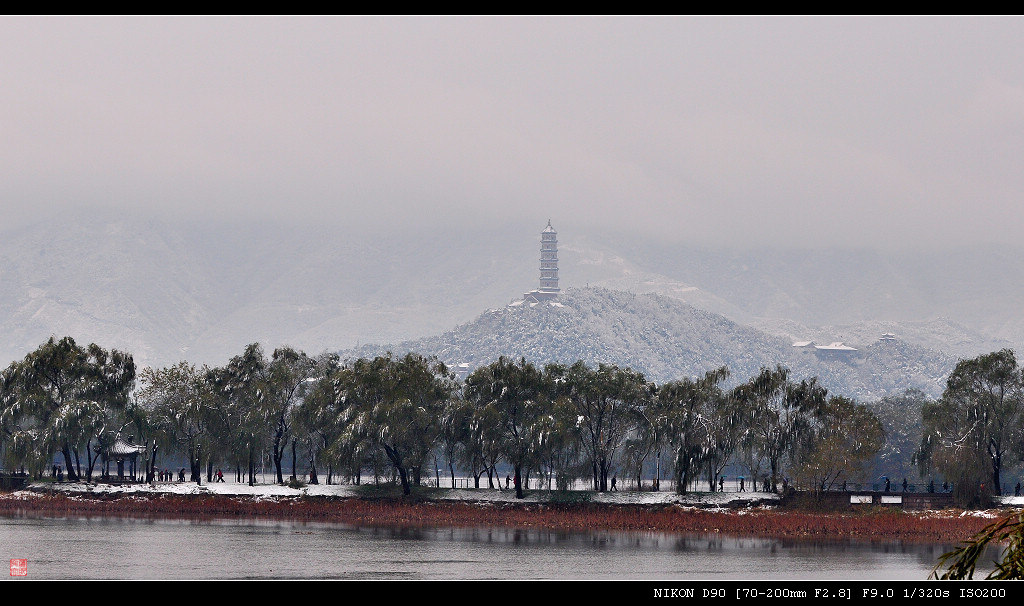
4,16 -> 1024,249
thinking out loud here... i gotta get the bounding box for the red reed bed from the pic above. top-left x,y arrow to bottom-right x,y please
0,492 -> 999,543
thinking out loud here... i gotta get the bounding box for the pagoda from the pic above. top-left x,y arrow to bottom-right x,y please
523,220 -> 560,301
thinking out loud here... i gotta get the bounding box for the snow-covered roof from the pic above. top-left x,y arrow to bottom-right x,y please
109,438 -> 146,457
815,342 -> 858,351
792,341 -> 815,347
542,220 -> 556,233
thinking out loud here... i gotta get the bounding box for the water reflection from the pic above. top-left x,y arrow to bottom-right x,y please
0,514 -> 998,580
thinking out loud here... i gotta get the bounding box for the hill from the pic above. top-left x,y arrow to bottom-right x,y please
344,287 -> 957,400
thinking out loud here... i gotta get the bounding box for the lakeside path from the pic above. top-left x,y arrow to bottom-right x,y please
3,481 -> 1022,543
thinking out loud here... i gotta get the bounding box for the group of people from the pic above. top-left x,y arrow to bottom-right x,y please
50,465 -> 63,482
153,468 -> 225,482
154,469 -> 188,482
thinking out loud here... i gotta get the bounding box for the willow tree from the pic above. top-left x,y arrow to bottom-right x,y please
655,367 -> 729,494
292,354 -> 345,485
791,395 -> 884,495
551,361 -> 648,492
736,365 -> 827,493
204,345 -> 275,486
138,362 -> 211,484
465,357 -> 549,499
919,349 -> 1024,505
345,353 -> 454,495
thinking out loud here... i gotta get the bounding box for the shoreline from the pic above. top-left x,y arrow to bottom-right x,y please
0,483 -> 1013,543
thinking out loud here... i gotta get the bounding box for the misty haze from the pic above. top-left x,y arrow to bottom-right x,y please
4,16 -> 1024,584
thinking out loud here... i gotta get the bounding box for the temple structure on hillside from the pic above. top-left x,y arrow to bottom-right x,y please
522,220 -> 560,302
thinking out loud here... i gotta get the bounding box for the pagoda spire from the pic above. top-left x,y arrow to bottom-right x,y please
538,221 -> 559,296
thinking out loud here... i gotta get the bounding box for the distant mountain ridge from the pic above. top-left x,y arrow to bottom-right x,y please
344,287 -> 958,400
0,209 -> 1017,375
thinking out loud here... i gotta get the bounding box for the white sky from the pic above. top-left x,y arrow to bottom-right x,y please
3,16 -> 1024,249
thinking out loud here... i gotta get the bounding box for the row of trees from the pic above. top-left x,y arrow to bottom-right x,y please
1,337 -> 893,499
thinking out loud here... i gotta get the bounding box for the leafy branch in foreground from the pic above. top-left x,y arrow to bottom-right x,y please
932,513 -> 1024,579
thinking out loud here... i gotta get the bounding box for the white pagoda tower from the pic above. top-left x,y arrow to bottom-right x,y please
523,220 -> 560,301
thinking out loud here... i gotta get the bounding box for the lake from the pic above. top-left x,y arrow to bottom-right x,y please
0,514 -> 993,580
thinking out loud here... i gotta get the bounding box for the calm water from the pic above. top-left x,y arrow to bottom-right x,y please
0,515 -> 994,580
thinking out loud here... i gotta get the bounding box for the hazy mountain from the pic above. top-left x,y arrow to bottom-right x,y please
0,209 -> 1019,375
345,287 -> 957,400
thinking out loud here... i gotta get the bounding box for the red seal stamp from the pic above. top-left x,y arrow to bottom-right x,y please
10,559 -> 27,577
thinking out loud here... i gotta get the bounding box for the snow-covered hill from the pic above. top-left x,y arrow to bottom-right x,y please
345,287 -> 957,400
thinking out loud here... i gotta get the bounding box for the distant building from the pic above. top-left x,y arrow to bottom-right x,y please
815,342 -> 858,353
792,340 -> 816,351
522,220 -> 560,302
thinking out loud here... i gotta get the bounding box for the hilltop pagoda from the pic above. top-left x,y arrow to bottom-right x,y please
523,220 -> 560,302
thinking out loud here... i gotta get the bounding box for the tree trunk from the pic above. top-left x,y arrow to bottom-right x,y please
992,463 -> 1002,497
148,441 -> 158,483
288,438 -> 296,481
308,445 -> 319,485
381,443 -> 411,495
274,449 -> 284,484
62,444 -> 80,482
514,463 -> 524,499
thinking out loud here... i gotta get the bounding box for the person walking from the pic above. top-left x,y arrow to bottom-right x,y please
739,477 -> 745,492
611,476 -> 617,491
902,478 -> 908,493
719,476 -> 725,492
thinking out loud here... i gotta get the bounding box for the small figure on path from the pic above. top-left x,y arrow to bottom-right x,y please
902,478 -> 908,493
216,468 -> 224,482
505,475 -> 511,489
719,476 -> 725,492
611,476 -> 617,491
884,477 -> 890,492
739,477 -> 745,492
179,468 -> 186,482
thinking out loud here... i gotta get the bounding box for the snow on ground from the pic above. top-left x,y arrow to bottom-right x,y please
19,479 -> 779,509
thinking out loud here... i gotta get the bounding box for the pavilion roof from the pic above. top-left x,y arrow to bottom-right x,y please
108,438 -> 146,456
